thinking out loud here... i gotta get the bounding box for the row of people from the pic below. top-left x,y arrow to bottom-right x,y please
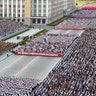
54,18 -> 92,30
0,41 -> 17,55
34,34 -> 77,43
31,28 -> 96,96
71,10 -> 96,18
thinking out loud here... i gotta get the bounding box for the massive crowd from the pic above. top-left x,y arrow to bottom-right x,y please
0,41 -> 17,55
0,77 -> 39,96
0,9 -> 96,96
0,19 -> 26,38
16,34 -> 77,55
54,18 -> 92,30
71,10 -> 96,18
31,28 -> 96,96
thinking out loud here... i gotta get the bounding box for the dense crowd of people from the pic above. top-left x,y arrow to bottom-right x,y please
0,19 -> 26,38
54,18 -> 92,30
16,34 -> 77,55
0,41 -> 17,55
71,10 -> 96,18
0,77 -> 39,96
31,28 -> 96,96
0,8 -> 96,96
86,24 -> 96,29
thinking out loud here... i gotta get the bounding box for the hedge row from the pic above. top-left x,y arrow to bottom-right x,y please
48,16 -> 68,26
18,29 -> 49,45
33,29 -> 49,38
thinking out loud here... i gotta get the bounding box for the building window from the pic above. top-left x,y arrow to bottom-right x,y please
42,19 -> 45,24
0,14 -> 2,16
18,14 -> 20,17
13,5 -> 15,8
0,5 -> 2,7
22,19 -> 24,22
43,5 -> 46,8
39,0 -> 41,3
33,19 -> 36,23
13,18 -> 15,21
22,5 -> 24,8
18,19 -> 20,22
37,19 -> 40,24
34,0 -> 36,3
18,5 -> 20,8
9,14 -> 11,16
13,14 -> 15,17
5,14 -> 7,17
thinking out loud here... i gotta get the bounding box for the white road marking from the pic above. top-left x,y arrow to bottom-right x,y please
15,56 -> 39,77
0,56 -> 24,73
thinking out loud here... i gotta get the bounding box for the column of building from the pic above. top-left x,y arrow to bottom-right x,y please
46,0 -> 48,24
36,0 -> 38,24
41,0 -> 44,24
11,0 -> 13,18
7,0 -> 9,17
24,0 -> 31,25
2,0 -> 4,17
20,0 -> 23,22
16,0 -> 18,18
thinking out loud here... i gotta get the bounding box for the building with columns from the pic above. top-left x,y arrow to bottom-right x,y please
66,0 -> 76,14
0,0 -> 76,25
63,0 -> 76,15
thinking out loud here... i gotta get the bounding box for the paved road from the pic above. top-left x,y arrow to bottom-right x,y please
33,25 -> 54,30
0,54 -> 60,81
6,28 -> 42,43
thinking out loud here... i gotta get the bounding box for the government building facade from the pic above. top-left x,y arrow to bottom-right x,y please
0,0 -> 76,25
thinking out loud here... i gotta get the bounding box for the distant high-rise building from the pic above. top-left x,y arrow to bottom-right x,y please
0,0 -> 76,25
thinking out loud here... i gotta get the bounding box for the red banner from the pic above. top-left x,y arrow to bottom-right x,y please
14,51 -> 61,57
54,27 -> 84,30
